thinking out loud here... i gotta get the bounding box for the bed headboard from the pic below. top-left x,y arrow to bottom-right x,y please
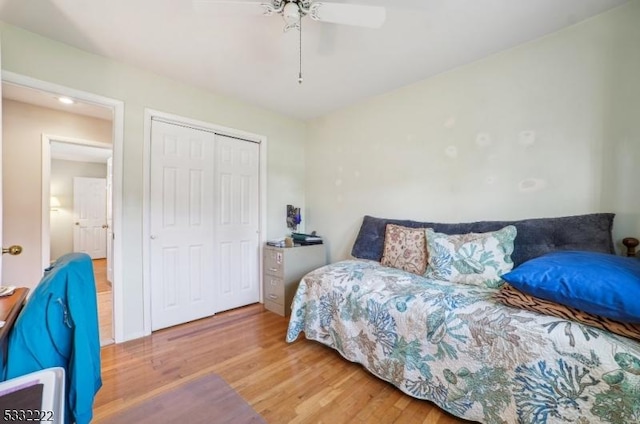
351,213 -> 615,267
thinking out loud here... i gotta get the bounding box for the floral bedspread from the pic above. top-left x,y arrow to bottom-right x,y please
286,260 -> 640,424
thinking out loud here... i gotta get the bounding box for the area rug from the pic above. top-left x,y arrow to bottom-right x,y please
99,374 -> 266,424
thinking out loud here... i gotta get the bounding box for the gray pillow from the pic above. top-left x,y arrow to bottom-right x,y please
351,213 -> 614,267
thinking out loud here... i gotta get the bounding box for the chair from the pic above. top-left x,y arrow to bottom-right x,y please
5,253 -> 101,424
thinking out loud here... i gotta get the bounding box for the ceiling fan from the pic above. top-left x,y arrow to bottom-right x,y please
194,0 -> 387,83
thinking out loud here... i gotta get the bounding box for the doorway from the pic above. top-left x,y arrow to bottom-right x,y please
2,71 -> 125,343
45,136 -> 114,345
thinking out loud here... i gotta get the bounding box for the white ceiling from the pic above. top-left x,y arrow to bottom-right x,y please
0,0 -> 629,120
2,82 -> 113,120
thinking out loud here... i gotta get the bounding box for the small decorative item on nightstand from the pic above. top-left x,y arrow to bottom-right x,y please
622,237 -> 639,258
263,243 -> 326,316
286,204 -> 301,231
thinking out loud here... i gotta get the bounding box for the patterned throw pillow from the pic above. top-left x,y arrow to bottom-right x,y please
495,284 -> 640,342
380,224 -> 428,275
424,225 -> 517,288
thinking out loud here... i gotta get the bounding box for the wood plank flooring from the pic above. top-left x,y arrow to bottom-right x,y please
95,304 -> 470,423
93,259 -> 113,346
94,258 -> 111,294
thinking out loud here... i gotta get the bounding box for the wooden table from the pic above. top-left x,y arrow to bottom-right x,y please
0,287 -> 29,377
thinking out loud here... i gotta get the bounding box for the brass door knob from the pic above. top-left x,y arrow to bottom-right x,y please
2,245 -> 23,255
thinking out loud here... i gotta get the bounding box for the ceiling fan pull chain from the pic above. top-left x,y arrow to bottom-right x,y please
298,16 -> 303,84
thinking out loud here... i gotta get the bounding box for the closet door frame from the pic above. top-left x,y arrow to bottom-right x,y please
142,109 -> 267,336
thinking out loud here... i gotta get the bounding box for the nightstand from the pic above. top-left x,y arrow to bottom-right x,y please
263,244 -> 327,316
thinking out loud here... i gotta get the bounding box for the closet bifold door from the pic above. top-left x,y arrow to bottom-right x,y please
148,120 -> 260,331
212,134 -> 260,312
149,120 -> 216,331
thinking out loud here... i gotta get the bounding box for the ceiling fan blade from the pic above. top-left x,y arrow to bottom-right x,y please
309,3 -> 386,29
193,1 -> 266,15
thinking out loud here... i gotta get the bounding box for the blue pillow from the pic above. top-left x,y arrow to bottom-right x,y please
501,251 -> 640,323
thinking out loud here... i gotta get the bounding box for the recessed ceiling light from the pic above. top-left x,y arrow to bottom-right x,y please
57,96 -> 75,105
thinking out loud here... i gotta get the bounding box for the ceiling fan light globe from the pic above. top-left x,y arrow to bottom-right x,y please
282,2 -> 300,25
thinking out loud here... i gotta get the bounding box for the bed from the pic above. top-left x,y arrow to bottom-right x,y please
286,214 -> 640,424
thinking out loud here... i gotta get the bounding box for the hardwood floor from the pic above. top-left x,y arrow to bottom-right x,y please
93,259 -> 113,346
97,291 -> 113,346
94,304 -> 470,423
93,258 -> 111,293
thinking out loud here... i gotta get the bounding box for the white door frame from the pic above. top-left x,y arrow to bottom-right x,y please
143,109 -> 267,335
42,135 -> 112,267
2,71 -> 126,343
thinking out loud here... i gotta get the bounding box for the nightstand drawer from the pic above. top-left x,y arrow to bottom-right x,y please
264,249 -> 284,277
264,276 -> 284,305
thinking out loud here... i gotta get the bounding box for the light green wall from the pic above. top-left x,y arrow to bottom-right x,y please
306,2 -> 640,262
599,2 -> 640,251
1,22 -> 307,340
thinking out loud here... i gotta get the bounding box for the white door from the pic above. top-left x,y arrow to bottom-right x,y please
150,121 -> 216,331
73,177 -> 107,259
214,135 -> 260,311
106,157 -> 113,282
